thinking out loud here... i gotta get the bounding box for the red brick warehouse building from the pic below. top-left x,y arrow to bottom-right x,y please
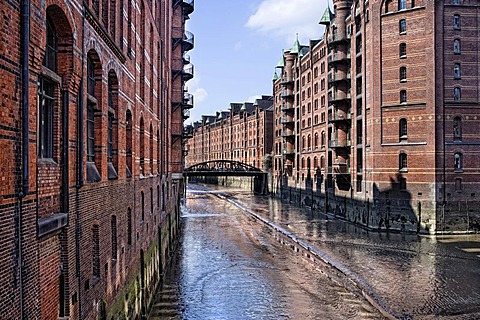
0,0 -> 194,318
185,96 -> 274,170
273,0 -> 480,233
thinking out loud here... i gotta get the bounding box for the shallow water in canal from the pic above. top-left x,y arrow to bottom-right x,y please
150,184 -> 480,320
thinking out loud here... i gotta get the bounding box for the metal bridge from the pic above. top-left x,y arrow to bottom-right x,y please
184,160 -> 268,194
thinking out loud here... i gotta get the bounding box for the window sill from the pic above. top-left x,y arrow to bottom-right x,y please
86,162 -> 101,183
399,168 -> 408,173
454,169 -> 463,173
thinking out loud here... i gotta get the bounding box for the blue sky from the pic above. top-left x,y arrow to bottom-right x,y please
185,0 -> 330,123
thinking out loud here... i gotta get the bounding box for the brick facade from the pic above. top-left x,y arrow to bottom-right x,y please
271,0 -> 480,234
0,0 -> 193,318
185,96 -> 274,170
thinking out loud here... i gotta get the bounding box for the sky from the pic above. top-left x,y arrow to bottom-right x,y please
185,0 -> 330,124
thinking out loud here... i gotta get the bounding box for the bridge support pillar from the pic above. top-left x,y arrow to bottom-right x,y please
253,173 -> 268,195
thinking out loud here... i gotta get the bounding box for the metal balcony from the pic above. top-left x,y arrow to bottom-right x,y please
281,77 -> 294,86
281,130 -> 295,138
280,90 -> 294,98
183,53 -> 190,64
327,52 -> 349,65
183,30 -> 194,51
182,0 -> 194,16
184,92 -> 194,109
182,64 -> 194,81
329,139 -> 352,148
280,103 -> 294,111
183,128 -> 193,138
328,91 -> 351,103
328,112 -> 351,122
283,149 -> 295,155
328,72 -> 349,84
183,108 -> 190,119
333,162 -> 351,175
280,116 -> 294,124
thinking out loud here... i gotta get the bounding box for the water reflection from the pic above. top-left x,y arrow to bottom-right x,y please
194,184 -> 480,319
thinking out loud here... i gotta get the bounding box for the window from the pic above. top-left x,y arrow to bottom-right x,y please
453,0 -> 460,4
454,63 -> 461,79
92,224 -> 100,282
314,133 -> 319,149
38,78 -> 55,158
399,153 -> 408,171
455,178 -> 462,192
107,71 -> 118,179
321,131 -> 326,147
400,90 -> 407,104
399,43 -> 407,58
126,110 -> 133,177
399,118 -> 408,140
399,0 -> 406,10
141,191 -> 145,221
127,208 -> 132,245
111,215 -> 117,260
139,117 -> 145,176
453,117 -> 462,140
400,67 -> 407,82
454,152 -> 462,171
399,177 -> 407,190
399,19 -> 406,34
454,39 -> 461,54
44,16 -> 57,72
454,87 -> 461,101
86,105 -> 95,162
454,14 -> 460,29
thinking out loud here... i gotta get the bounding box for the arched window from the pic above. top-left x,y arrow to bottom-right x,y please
86,51 -> 102,182
321,131 -> 326,147
454,39 -> 461,54
399,118 -> 408,140
454,152 -> 462,171
399,152 -> 408,171
400,90 -> 407,104
314,133 -> 319,149
453,116 -> 462,140
307,134 -> 311,150
454,63 -> 461,79
399,19 -> 407,34
399,43 -> 407,58
149,123 -> 154,173
111,215 -> 117,260
314,156 -> 318,168
107,70 -> 119,179
140,117 -> 145,176
400,67 -> 407,82
320,156 -> 325,168
399,0 -> 407,10
302,136 -> 306,150
454,87 -> 461,101
454,14 -> 460,29
126,110 -> 133,177
127,208 -> 132,245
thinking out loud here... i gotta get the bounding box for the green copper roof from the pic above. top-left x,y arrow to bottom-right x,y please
290,33 -> 301,54
272,71 -> 279,81
276,54 -> 285,68
319,6 -> 333,25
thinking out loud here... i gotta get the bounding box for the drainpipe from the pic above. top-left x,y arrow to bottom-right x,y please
74,6 -> 87,320
19,0 -> 30,318
62,90 -> 69,212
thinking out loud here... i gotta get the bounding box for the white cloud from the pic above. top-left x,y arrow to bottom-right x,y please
246,0 -> 328,44
193,87 -> 208,105
247,95 -> 262,103
234,41 -> 242,52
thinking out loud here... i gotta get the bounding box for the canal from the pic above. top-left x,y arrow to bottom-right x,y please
149,184 -> 480,319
